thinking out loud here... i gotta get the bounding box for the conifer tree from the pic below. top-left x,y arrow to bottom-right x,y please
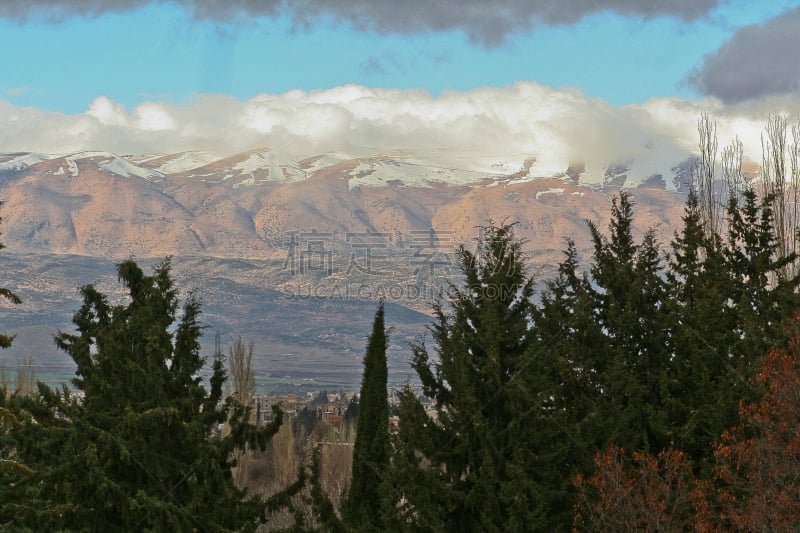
665,188 -> 738,469
533,239 -> 610,523
2,259 -> 280,531
342,302 -> 389,530
585,192 -> 674,454
390,223 -> 548,531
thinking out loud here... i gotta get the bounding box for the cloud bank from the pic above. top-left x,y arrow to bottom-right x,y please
691,6 -> 800,103
3,83 -> 792,177
2,0 -> 720,44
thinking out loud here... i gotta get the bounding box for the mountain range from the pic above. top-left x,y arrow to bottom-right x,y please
0,147 -> 696,392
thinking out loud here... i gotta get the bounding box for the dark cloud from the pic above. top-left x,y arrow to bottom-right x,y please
3,0 -> 719,45
690,6 -> 800,104
0,0 -> 147,20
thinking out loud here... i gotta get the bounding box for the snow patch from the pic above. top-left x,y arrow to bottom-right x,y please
67,158 -> 79,177
301,153 -> 349,173
535,188 -> 565,199
231,151 -> 306,183
0,153 -> 52,172
68,151 -> 116,161
233,152 -> 273,174
97,157 -> 164,181
144,151 -> 224,174
347,156 -> 496,189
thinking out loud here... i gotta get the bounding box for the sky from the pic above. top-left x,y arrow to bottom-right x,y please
2,0 -> 800,167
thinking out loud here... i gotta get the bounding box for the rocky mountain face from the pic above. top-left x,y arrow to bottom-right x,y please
0,148 -> 693,391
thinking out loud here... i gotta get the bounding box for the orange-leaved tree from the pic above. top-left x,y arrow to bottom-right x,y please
575,315 -> 800,531
712,318 -> 800,531
573,445 -> 701,532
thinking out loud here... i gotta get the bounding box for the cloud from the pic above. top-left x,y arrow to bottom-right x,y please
0,0 -> 148,21
2,0 -> 720,45
690,6 -> 800,104
86,95 -> 129,126
5,86 -> 33,97
5,82 -> 792,183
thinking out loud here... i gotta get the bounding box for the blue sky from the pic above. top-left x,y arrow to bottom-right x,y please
1,0 -> 797,113
2,1 -> 800,161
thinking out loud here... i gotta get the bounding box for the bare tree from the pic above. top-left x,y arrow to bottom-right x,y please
228,337 -> 256,489
14,355 -> 35,396
228,337 -> 255,405
319,419 -> 355,511
695,111 -> 722,239
760,114 -> 800,279
721,136 -> 745,205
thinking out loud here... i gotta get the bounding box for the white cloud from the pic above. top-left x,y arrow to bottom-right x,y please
0,83 -> 794,175
86,95 -> 129,126
134,102 -> 177,131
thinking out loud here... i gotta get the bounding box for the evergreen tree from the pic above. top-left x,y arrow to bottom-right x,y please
342,302 -> 390,529
390,223 -> 548,531
2,259 -> 280,531
585,192 -> 674,454
723,188 -> 799,360
665,188 -> 738,469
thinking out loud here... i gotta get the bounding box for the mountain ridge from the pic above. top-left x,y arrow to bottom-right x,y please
0,147 -> 692,262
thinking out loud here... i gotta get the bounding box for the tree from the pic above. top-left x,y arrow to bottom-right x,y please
575,314 -> 800,532
342,302 -> 390,530
585,192 -> 674,454
0,401 -> 34,527
229,336 -> 256,404
573,446 -> 699,532
228,336 -> 257,489
664,188 -> 739,471
712,315 -> 800,531
1,259 -> 280,531
391,223 -> 550,531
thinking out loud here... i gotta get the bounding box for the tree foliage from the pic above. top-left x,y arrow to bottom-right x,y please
342,301 -> 390,530
573,446 -> 699,532
390,223 -> 552,531
712,316 -> 800,531
1,259 -> 281,531
575,314 -> 800,531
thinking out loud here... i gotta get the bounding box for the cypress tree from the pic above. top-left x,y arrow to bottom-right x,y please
343,301 -> 390,530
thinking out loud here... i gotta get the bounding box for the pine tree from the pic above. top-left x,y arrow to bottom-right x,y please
342,301 -> 390,530
665,188 -> 738,470
2,259 -> 280,531
533,239 -> 609,524
585,192 -> 674,454
390,223 -> 550,531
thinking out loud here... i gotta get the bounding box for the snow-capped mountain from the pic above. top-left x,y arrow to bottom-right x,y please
0,147 -> 692,261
